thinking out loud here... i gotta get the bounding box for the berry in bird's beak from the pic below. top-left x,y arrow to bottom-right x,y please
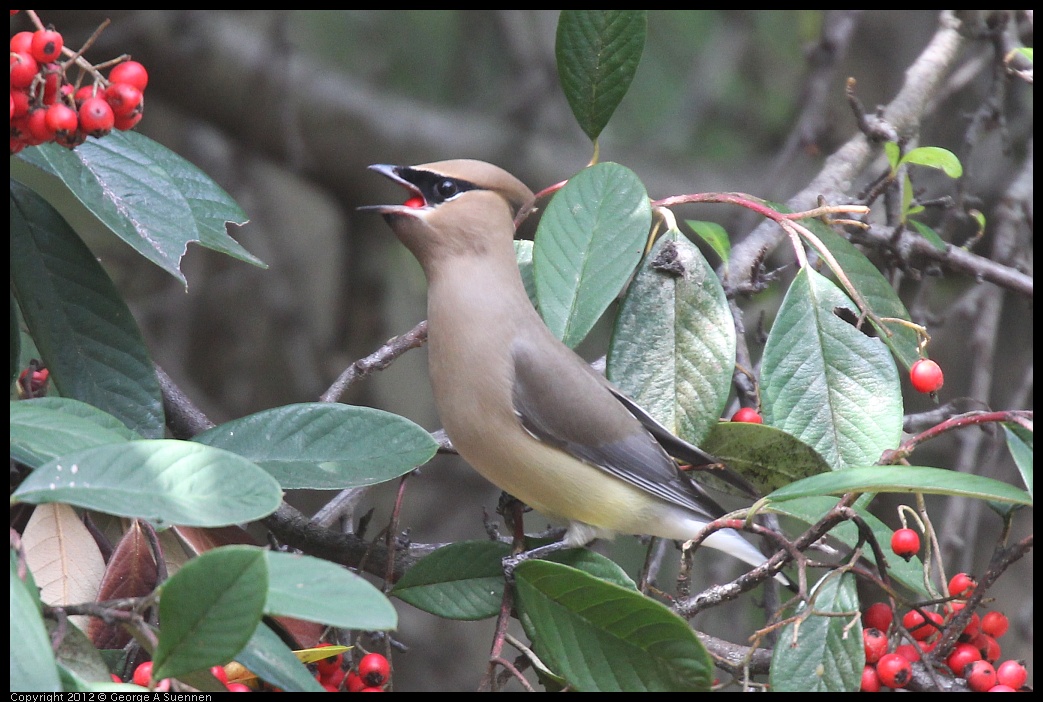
403,196 -> 425,209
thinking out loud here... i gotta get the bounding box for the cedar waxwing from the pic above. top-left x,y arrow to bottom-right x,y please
362,159 -> 782,582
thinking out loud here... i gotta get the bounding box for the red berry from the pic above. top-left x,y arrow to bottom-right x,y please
902,608 -> 941,641
863,602 -> 893,632
132,661 -> 153,687
358,652 -> 391,688
225,682 -> 252,692
108,60 -> 149,91
860,664 -> 882,692
30,29 -> 63,64
114,110 -> 143,131
995,660 -> 1027,689
895,643 -> 922,662
345,671 -> 366,693
731,407 -> 763,424
11,89 -> 30,118
105,82 -> 143,117
10,52 -> 39,89
909,358 -> 944,393
403,196 -> 425,208
359,687 -> 385,692
989,684 -> 1017,691
26,107 -> 56,143
863,627 -> 889,664
45,103 -> 78,136
891,528 -> 920,560
965,660 -> 998,692
315,643 -> 343,680
948,572 -> 976,599
10,31 -> 35,54
946,642 -> 982,675
972,633 -> 1002,663
210,665 -> 229,685
876,652 -> 913,689
78,97 -> 114,137
980,611 -> 1009,639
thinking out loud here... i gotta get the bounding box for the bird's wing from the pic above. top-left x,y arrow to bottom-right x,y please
607,388 -> 760,498
510,337 -> 726,520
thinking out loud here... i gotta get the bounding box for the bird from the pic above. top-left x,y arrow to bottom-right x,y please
361,159 -> 784,583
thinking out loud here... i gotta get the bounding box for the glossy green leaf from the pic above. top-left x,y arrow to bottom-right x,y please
10,180 -> 165,437
909,219 -> 947,251
556,10 -> 646,141
153,546 -> 268,681
11,555 -> 62,692
515,239 -> 538,306
266,551 -> 396,630
701,421 -> 832,496
10,398 -> 139,468
802,218 -> 922,370
1002,424 -> 1033,498
685,219 -> 730,263
900,146 -> 963,178
16,131 -> 263,284
13,440 -> 283,527
514,560 -> 711,692
391,541 -> 510,620
764,465 -> 1033,506
761,267 -> 902,470
534,162 -> 651,347
234,621 -> 325,692
883,142 -> 901,172
608,230 -> 734,445
770,571 -> 862,692
193,402 -> 437,489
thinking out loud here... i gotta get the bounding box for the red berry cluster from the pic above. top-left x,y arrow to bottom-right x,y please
858,592 -> 1027,692
10,14 -> 148,154
313,645 -> 391,692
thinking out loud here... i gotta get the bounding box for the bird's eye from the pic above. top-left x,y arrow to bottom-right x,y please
435,179 -> 459,199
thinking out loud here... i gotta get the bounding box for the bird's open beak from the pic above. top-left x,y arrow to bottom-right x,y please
358,164 -> 428,214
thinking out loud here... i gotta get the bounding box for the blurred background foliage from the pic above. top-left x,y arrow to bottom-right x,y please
16,10 -> 1032,690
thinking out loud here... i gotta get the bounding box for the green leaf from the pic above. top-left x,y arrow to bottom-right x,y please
265,551 -> 397,630
803,217 -> 922,370
534,162 -> 651,347
883,142 -> 901,172
701,421 -> 832,496
10,292 -> 19,384
764,465 -> 1033,506
909,219 -> 947,251
770,571 -> 862,692
12,440 -> 283,527
761,268 -> 903,470
16,131 -> 263,284
391,541 -> 510,620
515,239 -> 538,306
234,621 -> 325,693
607,230 -> 735,445
514,560 -> 712,692
556,10 -> 647,141
899,146 -> 963,178
11,554 -> 62,692
10,398 -> 139,468
1002,424 -> 1032,498
684,219 -> 730,263
10,180 -> 165,438
153,546 -> 268,681
193,403 -> 437,490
